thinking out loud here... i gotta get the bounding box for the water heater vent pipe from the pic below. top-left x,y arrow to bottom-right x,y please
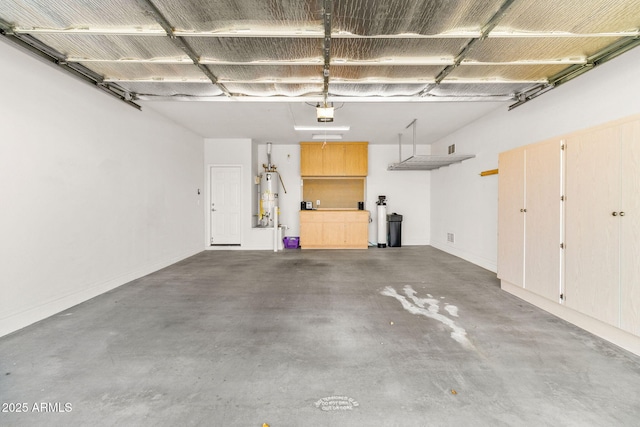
266,142 -> 273,170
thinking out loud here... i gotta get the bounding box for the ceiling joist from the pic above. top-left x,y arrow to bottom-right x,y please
133,0 -> 231,97
431,0 -> 518,88
12,27 -> 639,40
322,0 -> 332,100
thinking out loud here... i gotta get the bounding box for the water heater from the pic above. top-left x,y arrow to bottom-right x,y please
258,142 -> 281,228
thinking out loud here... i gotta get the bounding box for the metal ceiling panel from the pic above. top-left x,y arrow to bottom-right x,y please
223,82 -> 323,97
0,0 -> 160,31
447,64 -> 569,82
429,83 -> 531,98
330,83 -> 428,97
495,0 -> 640,34
120,82 -> 224,98
465,36 -> 625,63
332,66 -> 442,82
332,38 -> 469,63
332,0 -> 505,36
82,63 -> 208,82
189,37 -> 322,63
153,0 -> 322,34
206,65 -> 323,83
32,34 -> 190,62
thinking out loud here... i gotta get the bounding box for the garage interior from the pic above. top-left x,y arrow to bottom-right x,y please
1,0 -> 640,425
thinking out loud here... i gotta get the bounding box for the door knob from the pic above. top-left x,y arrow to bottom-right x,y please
620,211 -> 625,216
612,212 -> 618,216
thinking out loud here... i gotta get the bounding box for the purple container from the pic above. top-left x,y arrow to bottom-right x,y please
283,236 -> 300,249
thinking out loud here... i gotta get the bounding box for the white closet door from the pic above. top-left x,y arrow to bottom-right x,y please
498,148 -> 525,287
524,139 -> 562,302
564,126 -> 621,327
620,119 -> 640,335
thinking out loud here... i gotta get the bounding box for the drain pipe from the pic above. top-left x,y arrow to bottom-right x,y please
273,205 -> 279,252
267,141 -> 278,251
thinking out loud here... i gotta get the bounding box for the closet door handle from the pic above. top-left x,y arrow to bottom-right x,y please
612,212 -> 618,216
619,211 -> 625,217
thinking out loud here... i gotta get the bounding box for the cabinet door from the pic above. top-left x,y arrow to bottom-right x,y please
344,143 -> 368,176
344,212 -> 369,248
524,140 -> 562,301
620,119 -> 640,335
322,223 -> 346,246
300,221 -> 323,247
497,148 -> 525,287
564,126 -> 621,327
301,143 -> 324,176
322,144 -> 345,175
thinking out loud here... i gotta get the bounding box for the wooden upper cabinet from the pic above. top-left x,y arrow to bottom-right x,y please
344,143 -> 368,176
322,143 -> 346,175
300,142 -> 368,176
300,143 -> 324,176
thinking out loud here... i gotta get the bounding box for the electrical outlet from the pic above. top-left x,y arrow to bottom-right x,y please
447,233 -> 455,243
316,199 -> 321,206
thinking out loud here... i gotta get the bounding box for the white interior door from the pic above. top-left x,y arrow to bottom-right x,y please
524,139 -> 562,301
210,165 -> 241,245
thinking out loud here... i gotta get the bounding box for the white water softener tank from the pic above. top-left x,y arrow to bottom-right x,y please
376,195 -> 387,248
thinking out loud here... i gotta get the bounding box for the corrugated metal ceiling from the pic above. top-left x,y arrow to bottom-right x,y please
1,0 -> 639,107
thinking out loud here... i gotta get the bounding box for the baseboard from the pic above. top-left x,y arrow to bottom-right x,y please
430,240 -> 497,273
207,245 -> 277,251
501,280 -> 640,357
0,247 -> 203,338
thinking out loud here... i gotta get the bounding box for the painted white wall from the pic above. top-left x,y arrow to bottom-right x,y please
430,47 -> 640,272
367,145 -> 430,246
204,138 -> 274,249
0,40 -> 205,337
253,142 -> 430,246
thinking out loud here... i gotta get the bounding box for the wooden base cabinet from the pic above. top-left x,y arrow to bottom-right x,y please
300,210 -> 369,249
499,114 -> 640,355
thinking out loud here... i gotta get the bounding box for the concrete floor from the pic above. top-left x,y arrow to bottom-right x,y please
2,247 -> 640,426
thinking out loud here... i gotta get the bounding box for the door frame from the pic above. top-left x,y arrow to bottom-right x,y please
206,164 -> 243,248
